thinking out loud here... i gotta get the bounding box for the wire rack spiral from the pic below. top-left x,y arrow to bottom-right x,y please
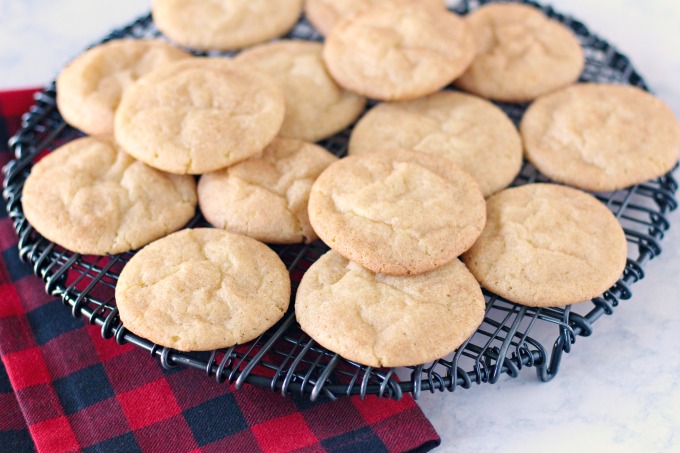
2,0 -> 678,401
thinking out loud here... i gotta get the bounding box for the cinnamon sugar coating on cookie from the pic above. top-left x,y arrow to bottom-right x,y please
56,39 -> 191,136
305,0 -> 445,36
152,0 -> 303,51
235,40 -> 366,142
296,251 -> 485,367
308,149 -> 486,275
322,5 -> 475,100
522,83 -> 680,192
463,184 -> 628,307
114,58 -> 285,175
22,136 -> 197,255
456,3 -> 583,102
349,91 -> 522,197
116,229 -> 290,351
199,138 -> 337,244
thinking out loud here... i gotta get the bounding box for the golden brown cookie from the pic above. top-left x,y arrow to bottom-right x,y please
235,40 -> 366,142
152,0 -> 303,51
322,5 -> 475,100
348,91 -> 522,197
462,183 -> 628,307
116,228 -> 291,351
456,3 -> 584,103
521,83 -> 680,192
304,0 -> 445,36
198,138 -> 337,244
22,136 -> 197,255
295,250 -> 485,367
308,149 -> 486,275
56,39 -> 191,136
114,58 -> 285,175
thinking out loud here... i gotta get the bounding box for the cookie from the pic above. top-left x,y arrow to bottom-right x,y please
22,136 -> 197,256
308,149 -> 486,275
295,250 -> 485,367
521,83 -> 680,192
198,138 -> 337,244
348,91 -> 522,197
305,0 -> 445,36
114,58 -> 285,175
455,3 -> 584,103
235,40 -> 366,142
116,228 -> 291,351
462,184 -> 628,307
322,5 -> 475,101
152,0 -> 303,51
56,39 -> 191,136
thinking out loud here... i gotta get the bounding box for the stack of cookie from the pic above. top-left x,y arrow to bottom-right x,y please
22,0 -> 680,369
298,149 -> 488,367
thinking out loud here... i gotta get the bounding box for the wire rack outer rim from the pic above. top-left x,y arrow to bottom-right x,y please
2,0 -> 678,401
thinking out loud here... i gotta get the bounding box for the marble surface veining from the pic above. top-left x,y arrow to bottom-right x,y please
0,0 -> 679,452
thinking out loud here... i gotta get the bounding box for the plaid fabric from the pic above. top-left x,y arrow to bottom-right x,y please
0,88 -> 441,453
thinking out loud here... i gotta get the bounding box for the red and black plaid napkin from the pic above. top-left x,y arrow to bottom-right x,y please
0,89 -> 441,453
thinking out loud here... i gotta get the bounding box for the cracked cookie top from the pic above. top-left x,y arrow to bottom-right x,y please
56,39 -> 191,136
22,136 -> 197,255
235,40 -> 366,143
305,0 -> 445,36
348,90 -> 522,197
295,250 -> 485,367
462,183 -> 628,307
322,4 -> 475,100
198,138 -> 338,244
114,58 -> 285,175
455,3 -> 583,103
116,228 -> 291,351
308,149 -> 486,275
152,0 -> 303,51
522,83 -> 680,192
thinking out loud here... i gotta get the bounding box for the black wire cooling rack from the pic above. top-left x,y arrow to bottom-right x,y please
2,0 -> 678,401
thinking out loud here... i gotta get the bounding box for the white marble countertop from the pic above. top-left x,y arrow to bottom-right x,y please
1,1 -> 679,452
